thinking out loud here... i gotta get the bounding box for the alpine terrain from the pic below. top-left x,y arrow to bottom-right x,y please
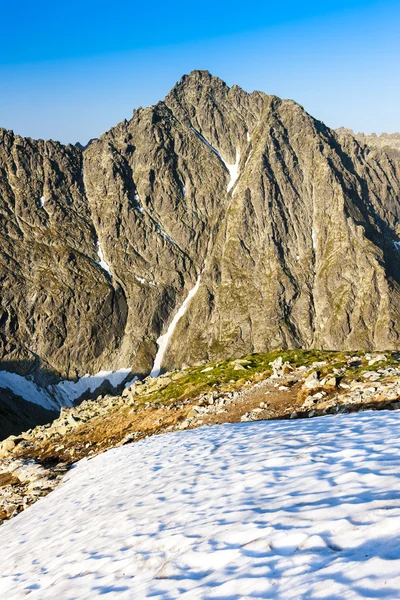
1,70 -> 400,430
2,68 -> 400,599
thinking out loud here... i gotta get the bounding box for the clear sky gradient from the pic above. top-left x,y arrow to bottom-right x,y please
1,0 -> 399,144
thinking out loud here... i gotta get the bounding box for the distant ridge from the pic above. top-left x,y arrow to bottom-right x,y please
336,127 -> 400,152
74,138 -> 97,151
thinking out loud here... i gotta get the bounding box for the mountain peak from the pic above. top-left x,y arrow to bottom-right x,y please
169,70 -> 229,95
180,69 -> 223,83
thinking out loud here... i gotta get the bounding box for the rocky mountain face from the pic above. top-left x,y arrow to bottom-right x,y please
1,70 -> 400,398
0,130 -> 127,384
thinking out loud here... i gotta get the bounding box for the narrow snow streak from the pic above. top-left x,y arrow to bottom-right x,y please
96,241 -> 111,275
133,193 -> 177,247
151,275 -> 201,377
311,228 -> 316,250
190,126 -> 222,160
226,150 -> 241,193
143,209 -> 178,247
39,196 -> 45,208
190,127 -> 241,193
244,149 -> 253,168
156,224 -> 177,246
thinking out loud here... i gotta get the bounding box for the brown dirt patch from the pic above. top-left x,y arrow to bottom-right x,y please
0,473 -> 20,487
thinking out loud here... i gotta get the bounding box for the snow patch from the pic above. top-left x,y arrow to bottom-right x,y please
247,131 -> 251,142
393,241 -> 400,249
39,196 -> 45,208
226,149 -> 241,193
96,241 -> 111,275
244,149 -> 253,168
135,276 -> 158,287
133,193 -> 143,213
54,369 -> 131,405
150,275 -> 201,377
0,368 -> 132,411
124,375 -> 138,389
2,412 -> 400,598
0,371 -> 60,411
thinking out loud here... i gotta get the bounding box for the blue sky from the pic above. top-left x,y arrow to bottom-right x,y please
1,0 -> 399,144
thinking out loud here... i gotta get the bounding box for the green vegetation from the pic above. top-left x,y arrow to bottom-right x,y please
137,349 -> 400,407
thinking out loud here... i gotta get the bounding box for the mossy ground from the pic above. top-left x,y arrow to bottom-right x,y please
139,349 -> 400,407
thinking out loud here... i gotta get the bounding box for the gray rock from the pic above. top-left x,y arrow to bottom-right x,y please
368,354 -> 387,366
304,372 -> 320,390
233,364 -> 247,371
325,377 -> 338,388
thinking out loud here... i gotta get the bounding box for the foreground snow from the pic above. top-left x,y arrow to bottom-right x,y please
2,412 -> 400,599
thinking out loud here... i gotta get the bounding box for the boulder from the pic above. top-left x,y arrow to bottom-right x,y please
233,364 -> 246,371
0,436 -> 24,458
304,372 -> 320,390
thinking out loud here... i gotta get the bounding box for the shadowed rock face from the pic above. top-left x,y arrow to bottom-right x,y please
1,70 -> 400,382
0,388 -> 57,439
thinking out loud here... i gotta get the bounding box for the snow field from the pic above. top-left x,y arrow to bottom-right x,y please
0,371 -> 60,411
1,411 -> 400,598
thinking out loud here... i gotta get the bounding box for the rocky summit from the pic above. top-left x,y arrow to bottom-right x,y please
1,70 -> 400,423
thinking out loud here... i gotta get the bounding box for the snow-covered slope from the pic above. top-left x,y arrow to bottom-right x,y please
0,368 -> 132,411
2,412 -> 400,599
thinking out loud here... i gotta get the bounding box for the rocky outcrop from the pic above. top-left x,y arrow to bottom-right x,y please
1,70 -> 400,397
